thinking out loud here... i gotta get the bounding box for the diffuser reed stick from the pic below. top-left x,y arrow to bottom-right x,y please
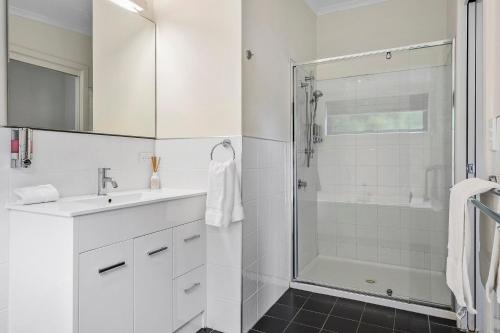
150,156 -> 161,189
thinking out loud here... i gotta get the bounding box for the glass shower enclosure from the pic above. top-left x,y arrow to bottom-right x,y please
293,40 -> 454,308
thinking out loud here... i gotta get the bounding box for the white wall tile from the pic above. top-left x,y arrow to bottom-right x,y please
0,263 -> 7,310
0,309 -> 6,333
242,137 -> 289,331
242,293 -> 258,333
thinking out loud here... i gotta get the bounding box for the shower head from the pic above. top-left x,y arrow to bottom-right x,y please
313,90 -> 323,100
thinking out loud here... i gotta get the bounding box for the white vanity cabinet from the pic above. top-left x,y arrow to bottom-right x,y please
8,191 -> 207,333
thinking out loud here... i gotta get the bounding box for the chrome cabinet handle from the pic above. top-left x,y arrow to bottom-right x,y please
183,234 -> 201,242
184,282 -> 201,294
147,246 -> 169,256
98,261 -> 126,274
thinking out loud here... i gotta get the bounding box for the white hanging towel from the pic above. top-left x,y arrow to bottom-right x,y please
447,178 -> 500,315
205,160 -> 244,227
13,184 -> 60,205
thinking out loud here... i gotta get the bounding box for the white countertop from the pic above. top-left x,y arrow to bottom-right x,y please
6,188 -> 206,217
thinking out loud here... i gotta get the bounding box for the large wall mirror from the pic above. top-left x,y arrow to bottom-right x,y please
5,0 -> 156,138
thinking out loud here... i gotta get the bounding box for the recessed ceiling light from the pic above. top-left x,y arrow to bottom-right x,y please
108,0 -> 146,13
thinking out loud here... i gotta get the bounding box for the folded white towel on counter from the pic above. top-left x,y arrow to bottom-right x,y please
205,160 -> 244,228
447,178 -> 500,315
13,184 -> 60,205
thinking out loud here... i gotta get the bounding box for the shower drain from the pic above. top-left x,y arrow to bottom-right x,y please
365,279 -> 376,284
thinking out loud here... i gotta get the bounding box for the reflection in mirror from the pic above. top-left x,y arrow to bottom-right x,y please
8,0 -> 92,132
6,0 -> 156,138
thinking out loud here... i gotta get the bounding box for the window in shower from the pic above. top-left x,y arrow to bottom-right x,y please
326,94 -> 429,135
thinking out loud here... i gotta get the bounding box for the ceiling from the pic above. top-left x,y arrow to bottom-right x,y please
304,0 -> 387,15
9,0 -> 92,36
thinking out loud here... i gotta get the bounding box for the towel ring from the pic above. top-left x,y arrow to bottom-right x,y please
210,139 -> 236,161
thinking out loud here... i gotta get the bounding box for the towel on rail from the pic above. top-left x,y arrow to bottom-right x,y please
205,160 -> 244,228
447,178 -> 500,315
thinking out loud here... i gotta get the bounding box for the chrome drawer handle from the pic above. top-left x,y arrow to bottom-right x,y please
183,234 -> 201,242
184,282 -> 201,294
147,246 -> 169,256
98,261 -> 126,274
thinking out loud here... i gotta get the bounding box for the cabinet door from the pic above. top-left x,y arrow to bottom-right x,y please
79,240 -> 133,333
134,229 -> 173,333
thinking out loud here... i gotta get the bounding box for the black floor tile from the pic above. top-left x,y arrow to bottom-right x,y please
197,329 -> 212,333
293,309 -> 328,328
330,298 -> 365,321
430,323 -> 462,333
303,298 -> 335,314
211,331 -> 223,333
323,315 -> 358,333
429,316 -> 457,327
285,322 -> 321,333
253,315 -> 289,333
277,290 -> 308,308
394,309 -> 430,333
266,303 -> 299,321
357,323 -> 392,333
361,303 -> 395,328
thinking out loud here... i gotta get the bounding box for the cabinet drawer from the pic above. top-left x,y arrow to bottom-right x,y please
79,240 -> 133,333
173,220 -> 205,277
134,229 -> 173,333
166,196 -> 206,227
173,266 -> 206,331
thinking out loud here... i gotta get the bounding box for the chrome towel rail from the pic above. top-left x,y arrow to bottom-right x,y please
470,189 -> 500,225
210,139 -> 236,161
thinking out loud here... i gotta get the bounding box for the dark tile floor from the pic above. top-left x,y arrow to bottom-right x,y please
197,329 -> 223,333
250,289 -> 462,333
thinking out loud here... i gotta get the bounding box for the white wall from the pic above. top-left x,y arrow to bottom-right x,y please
0,128 -> 155,333
93,0 -> 156,138
154,0 -> 242,139
317,0 -> 452,59
242,0 -> 317,141
9,15 -> 92,73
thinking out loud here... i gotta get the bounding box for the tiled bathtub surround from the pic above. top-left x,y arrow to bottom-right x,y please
242,137 -> 290,333
0,128 -> 155,333
317,201 -> 448,271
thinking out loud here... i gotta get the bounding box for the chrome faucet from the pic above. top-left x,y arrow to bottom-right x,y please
98,168 -> 118,196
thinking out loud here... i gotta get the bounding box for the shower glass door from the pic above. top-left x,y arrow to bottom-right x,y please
293,42 -> 453,308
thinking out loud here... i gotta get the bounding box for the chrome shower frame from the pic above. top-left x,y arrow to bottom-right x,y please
291,38 -> 456,315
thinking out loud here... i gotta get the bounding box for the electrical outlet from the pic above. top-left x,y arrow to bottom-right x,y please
139,152 -> 154,163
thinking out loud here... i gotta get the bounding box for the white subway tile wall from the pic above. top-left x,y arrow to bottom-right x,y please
155,137 -> 243,333
241,137 -> 290,333
0,128 -> 155,333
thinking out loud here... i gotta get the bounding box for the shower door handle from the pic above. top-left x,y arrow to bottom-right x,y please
297,179 -> 308,189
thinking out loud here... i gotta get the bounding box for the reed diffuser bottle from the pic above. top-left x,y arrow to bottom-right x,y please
150,156 -> 161,190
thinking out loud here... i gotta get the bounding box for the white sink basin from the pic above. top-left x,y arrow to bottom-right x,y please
6,189 -> 206,217
73,192 -> 161,207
